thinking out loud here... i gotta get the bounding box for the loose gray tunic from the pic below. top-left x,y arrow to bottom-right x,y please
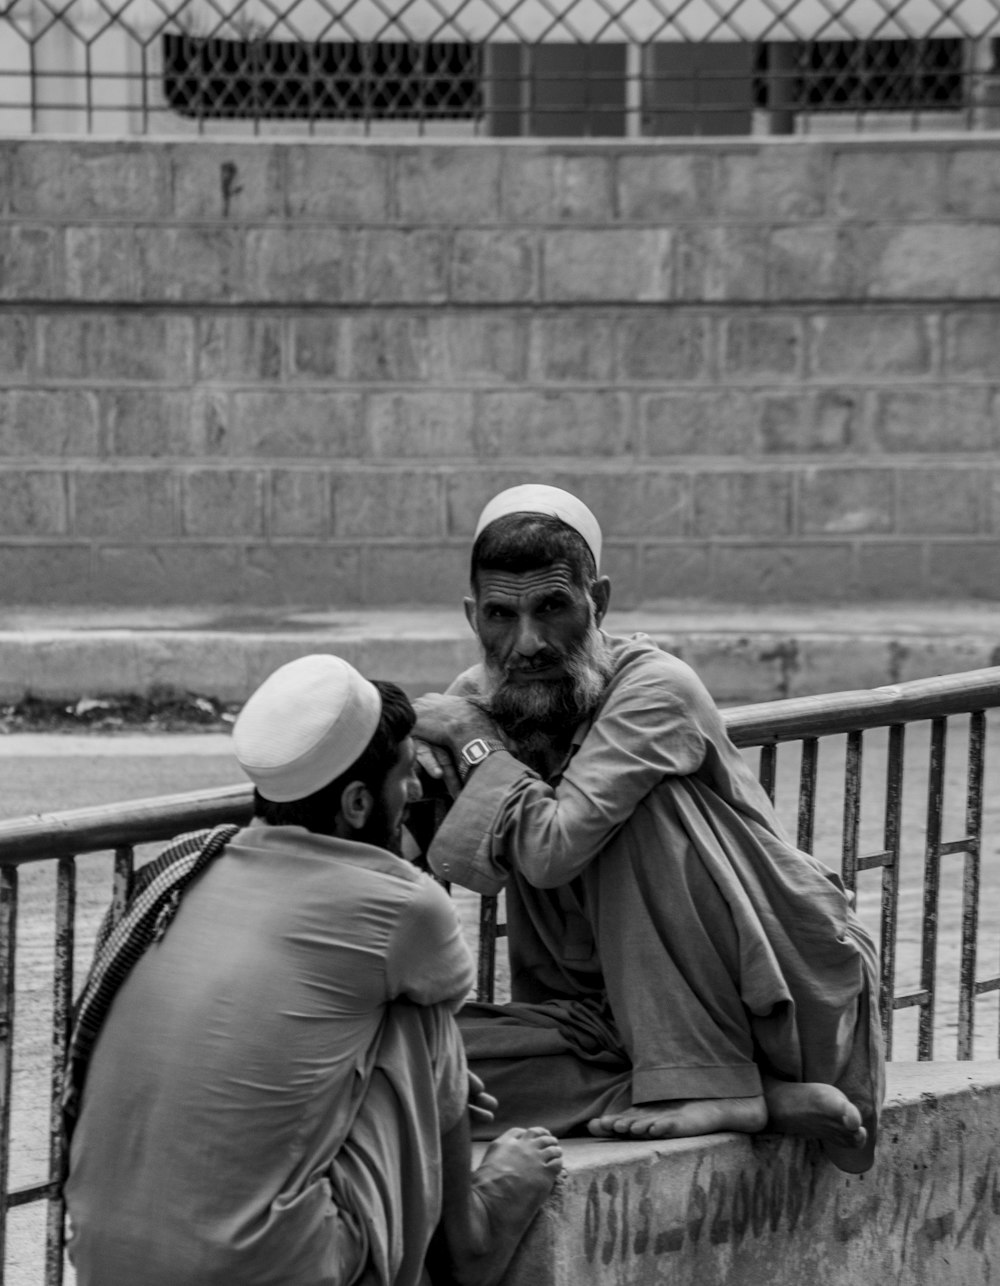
66,824 -> 473,1286
430,634 -> 883,1136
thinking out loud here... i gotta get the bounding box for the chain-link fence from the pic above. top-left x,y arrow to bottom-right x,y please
1,0 -> 999,136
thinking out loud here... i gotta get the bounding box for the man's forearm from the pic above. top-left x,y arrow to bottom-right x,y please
428,752 -> 528,895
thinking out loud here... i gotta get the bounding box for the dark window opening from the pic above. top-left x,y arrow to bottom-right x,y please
162,33 -> 482,119
753,38 -> 966,113
643,43 -> 754,136
488,44 -> 627,137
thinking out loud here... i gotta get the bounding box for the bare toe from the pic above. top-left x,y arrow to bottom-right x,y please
589,1097 -> 766,1142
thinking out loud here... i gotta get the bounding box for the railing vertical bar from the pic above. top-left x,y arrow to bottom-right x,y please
0,866 -> 18,1286
796,737 -> 819,853
879,724 -> 905,1057
841,730 -> 863,893
45,858 -> 75,1286
111,846 -> 135,928
919,716 -> 947,1061
758,743 -> 778,804
477,896 -> 498,1004
957,711 -> 985,1060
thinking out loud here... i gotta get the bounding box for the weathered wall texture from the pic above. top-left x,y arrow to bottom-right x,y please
1,136 -> 999,607
501,1062 -> 1000,1286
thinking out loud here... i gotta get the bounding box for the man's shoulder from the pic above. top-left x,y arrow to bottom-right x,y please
221,824 -> 442,900
331,841 -> 462,938
605,632 -> 708,695
446,663 -> 487,698
599,633 -> 724,726
318,838 -> 457,920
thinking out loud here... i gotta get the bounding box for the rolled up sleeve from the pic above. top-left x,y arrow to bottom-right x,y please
429,651 -> 713,892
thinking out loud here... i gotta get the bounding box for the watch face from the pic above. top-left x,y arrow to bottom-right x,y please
463,738 -> 489,765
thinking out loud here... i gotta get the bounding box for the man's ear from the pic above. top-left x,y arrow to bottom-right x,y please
339,780 -> 373,832
463,596 -> 478,636
591,576 -> 611,625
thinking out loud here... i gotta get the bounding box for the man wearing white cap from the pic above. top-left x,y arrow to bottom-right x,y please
413,485 -> 884,1175
64,654 -> 563,1286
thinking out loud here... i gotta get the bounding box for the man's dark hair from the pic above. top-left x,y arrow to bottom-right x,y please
470,513 -> 596,591
253,679 -> 415,837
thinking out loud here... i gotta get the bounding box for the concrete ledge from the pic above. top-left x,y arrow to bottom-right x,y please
496,1062 -> 1000,1286
1,605 -> 999,704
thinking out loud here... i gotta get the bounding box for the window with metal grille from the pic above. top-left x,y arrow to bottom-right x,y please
162,34 -> 482,119
754,38 -> 966,113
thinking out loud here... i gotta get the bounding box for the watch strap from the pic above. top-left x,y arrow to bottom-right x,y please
457,737 -> 506,783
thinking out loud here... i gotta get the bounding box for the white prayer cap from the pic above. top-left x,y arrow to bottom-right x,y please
232,654 -> 382,802
473,484 -> 602,570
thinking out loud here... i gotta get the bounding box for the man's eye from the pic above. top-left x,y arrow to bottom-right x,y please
485,606 -> 514,620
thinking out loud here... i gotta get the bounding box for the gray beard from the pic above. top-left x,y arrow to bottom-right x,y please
478,624 -> 614,768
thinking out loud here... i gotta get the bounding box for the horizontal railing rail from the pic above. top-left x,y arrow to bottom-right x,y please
3,668 -> 997,864
0,785 -> 254,868
1,664 -> 998,1286
723,668 -> 1000,744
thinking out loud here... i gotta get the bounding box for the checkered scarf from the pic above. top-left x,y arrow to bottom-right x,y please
62,822 -> 240,1143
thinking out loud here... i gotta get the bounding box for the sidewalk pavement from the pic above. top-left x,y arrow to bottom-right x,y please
2,602 -> 999,705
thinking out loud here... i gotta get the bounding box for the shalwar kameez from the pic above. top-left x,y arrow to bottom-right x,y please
65,823 -> 474,1286
429,634 -> 883,1141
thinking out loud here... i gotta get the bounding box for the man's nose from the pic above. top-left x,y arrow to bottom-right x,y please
514,616 -> 545,656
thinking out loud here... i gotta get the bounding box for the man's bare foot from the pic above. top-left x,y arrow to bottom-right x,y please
457,1126 -> 564,1286
763,1079 -> 875,1174
587,1095 -> 767,1140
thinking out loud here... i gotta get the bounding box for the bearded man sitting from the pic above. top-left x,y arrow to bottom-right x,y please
412,485 -> 884,1175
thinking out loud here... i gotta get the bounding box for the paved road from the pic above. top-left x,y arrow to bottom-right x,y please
2,724 -> 998,1285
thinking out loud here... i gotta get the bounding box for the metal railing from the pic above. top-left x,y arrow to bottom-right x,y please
1,664 -> 999,1284
1,0 -> 999,136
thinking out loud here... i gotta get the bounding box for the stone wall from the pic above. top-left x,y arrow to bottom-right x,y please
1,136 -> 998,608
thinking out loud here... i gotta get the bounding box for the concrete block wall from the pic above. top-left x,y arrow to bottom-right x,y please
502,1062 -> 1000,1286
1,136 -> 999,608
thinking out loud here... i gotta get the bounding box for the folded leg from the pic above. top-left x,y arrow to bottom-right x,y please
458,997 -> 632,1138
331,1003 -> 468,1286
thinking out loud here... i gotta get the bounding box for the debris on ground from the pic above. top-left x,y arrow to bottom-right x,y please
0,688 -> 241,734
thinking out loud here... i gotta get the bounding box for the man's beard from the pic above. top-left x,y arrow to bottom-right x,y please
354,800 -> 403,856
479,619 -> 614,763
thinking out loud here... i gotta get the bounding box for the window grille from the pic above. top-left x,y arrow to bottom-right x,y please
162,34 -> 483,120
754,37 -> 968,114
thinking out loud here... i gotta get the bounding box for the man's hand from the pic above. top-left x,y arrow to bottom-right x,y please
413,694 -> 505,797
413,738 -> 462,799
412,693 -> 498,747
467,1070 -> 499,1125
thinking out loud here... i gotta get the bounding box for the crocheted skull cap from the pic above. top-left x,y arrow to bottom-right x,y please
473,484 -> 602,571
232,654 -> 382,802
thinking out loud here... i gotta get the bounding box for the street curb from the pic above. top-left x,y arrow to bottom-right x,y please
2,607 -> 999,703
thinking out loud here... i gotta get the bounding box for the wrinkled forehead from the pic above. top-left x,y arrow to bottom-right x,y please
473,562 -> 586,606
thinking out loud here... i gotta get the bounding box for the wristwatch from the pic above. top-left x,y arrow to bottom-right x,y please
458,737 -> 506,783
